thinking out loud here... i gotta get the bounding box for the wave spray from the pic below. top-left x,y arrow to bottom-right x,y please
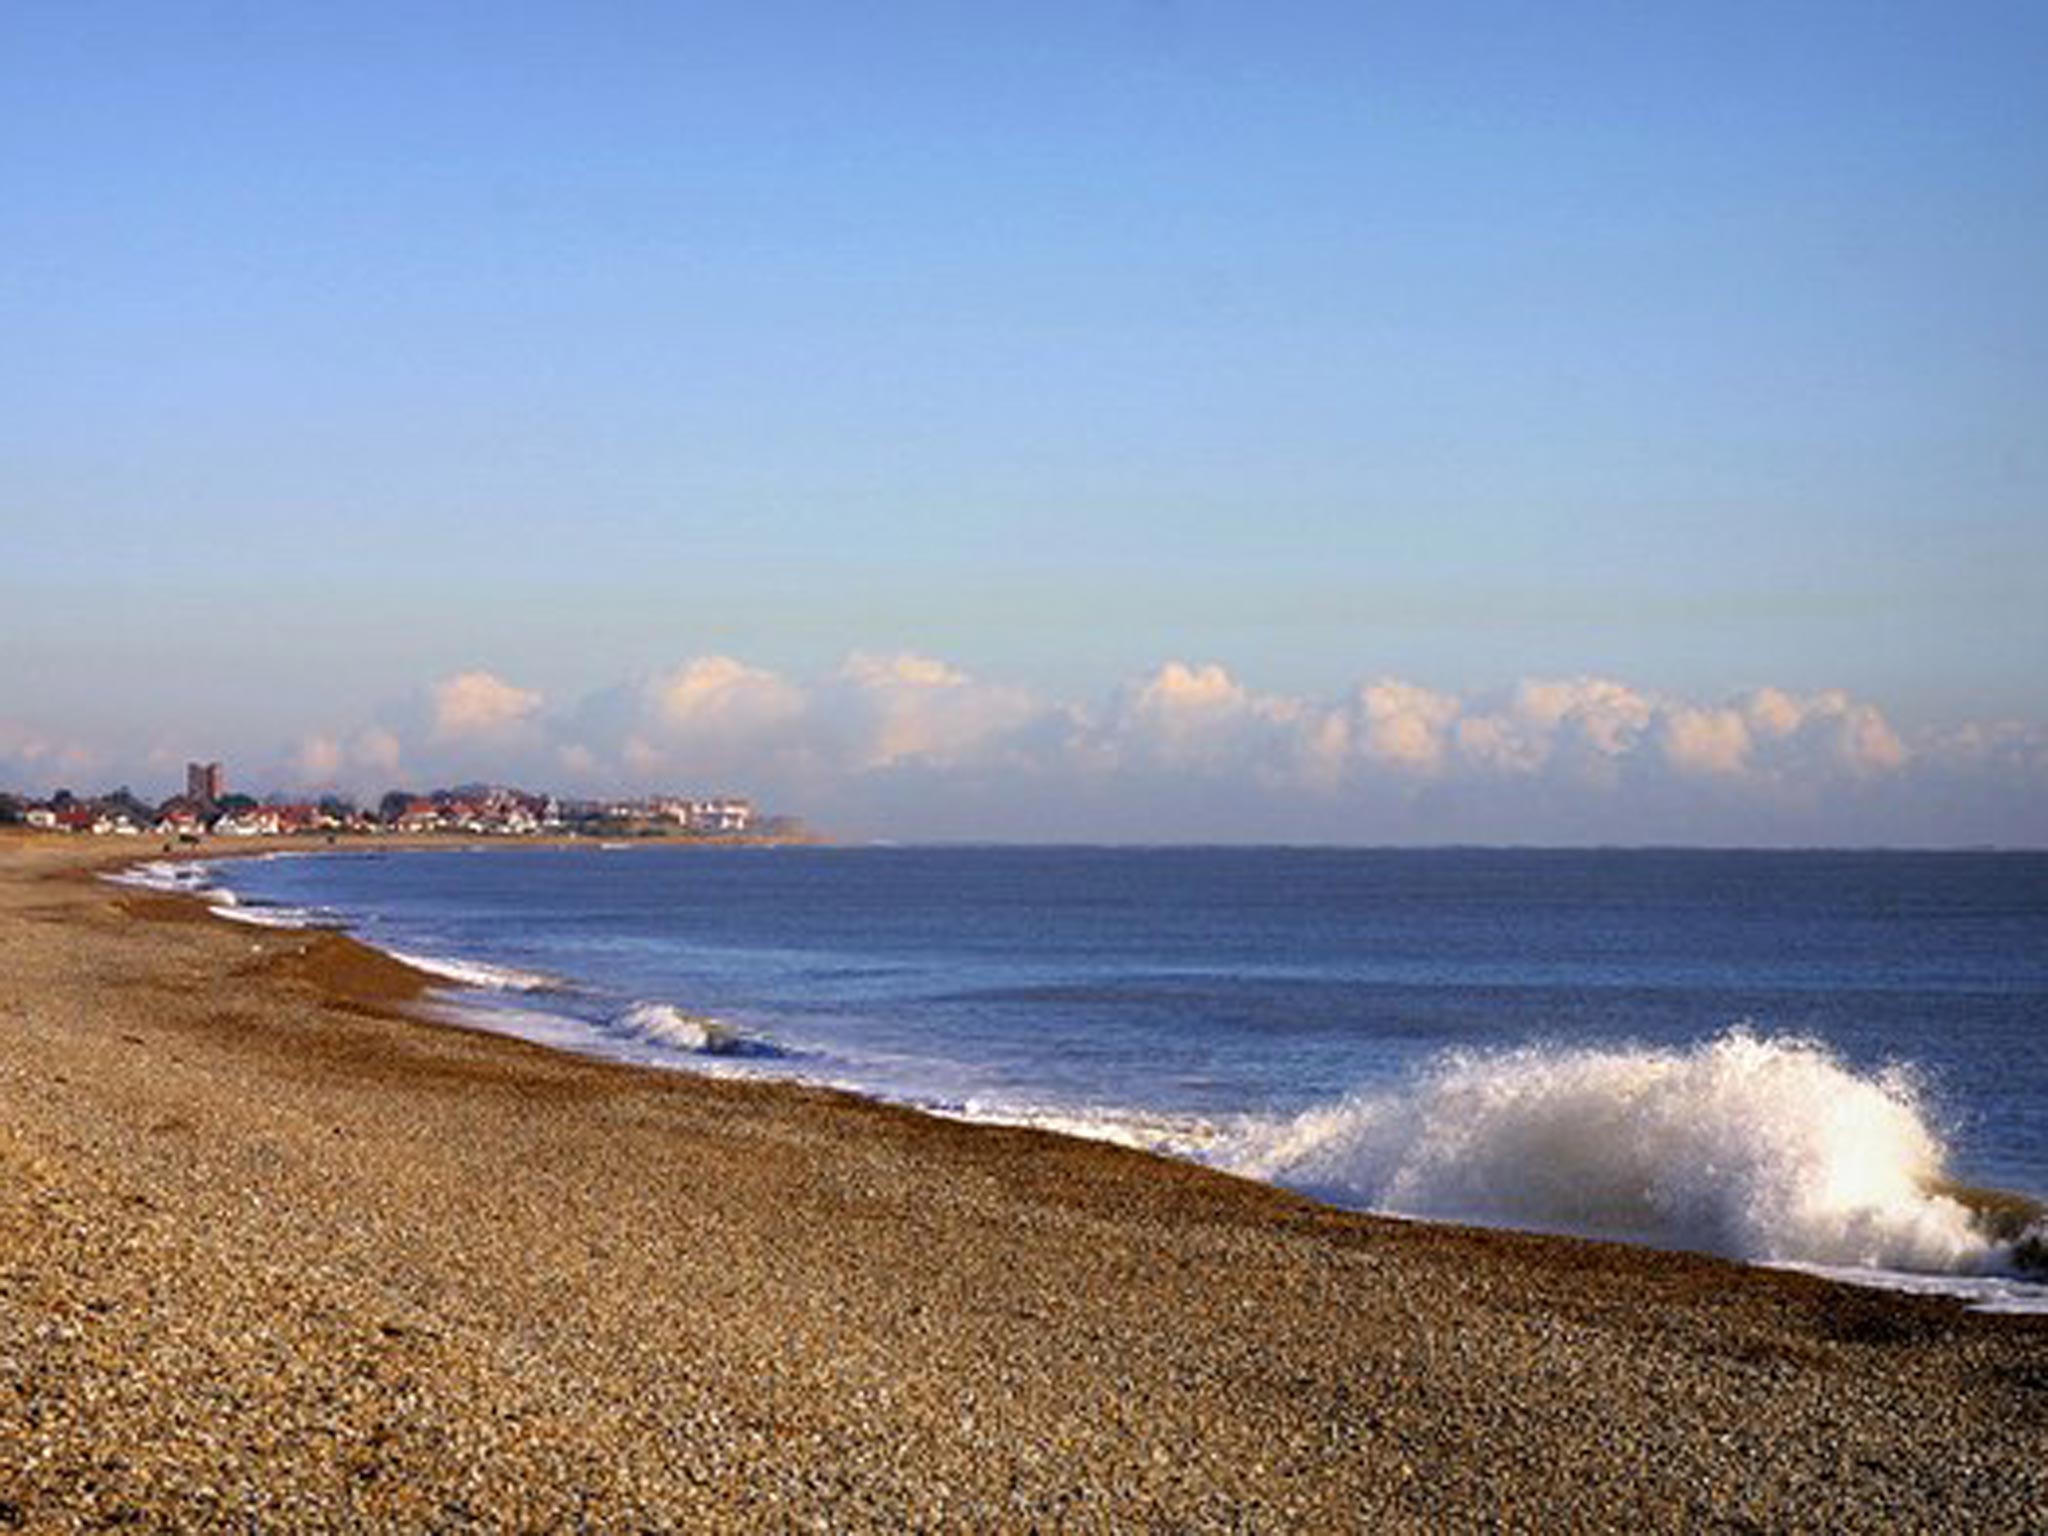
1231,1028 -> 2032,1276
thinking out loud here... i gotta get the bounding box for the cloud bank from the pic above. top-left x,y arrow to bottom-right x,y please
7,657 -> 2045,845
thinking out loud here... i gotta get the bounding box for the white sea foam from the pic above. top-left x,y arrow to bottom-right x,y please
939,1100 -> 1228,1159
210,901 -> 317,929
613,1001 -> 748,1055
111,857 -> 353,931
1774,1262 -> 2048,1314
1228,1028 -> 2027,1281
385,950 -> 561,993
418,998 -> 611,1058
104,860 -> 216,895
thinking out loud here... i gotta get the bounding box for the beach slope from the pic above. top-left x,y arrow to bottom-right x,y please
2,832 -> 2043,1529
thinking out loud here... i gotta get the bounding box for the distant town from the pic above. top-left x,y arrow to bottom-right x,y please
0,760 -> 807,843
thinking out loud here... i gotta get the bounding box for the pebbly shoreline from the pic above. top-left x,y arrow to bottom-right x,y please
2,830 -> 2044,1530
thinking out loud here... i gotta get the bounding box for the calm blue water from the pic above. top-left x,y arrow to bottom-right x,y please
215,845 -> 2048,1203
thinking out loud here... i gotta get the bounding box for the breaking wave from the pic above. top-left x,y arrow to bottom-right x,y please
385,950 -> 562,993
107,860 -> 326,928
1229,1028 -> 2044,1280
612,1001 -> 769,1057
105,859 -> 219,897
210,900 -> 321,929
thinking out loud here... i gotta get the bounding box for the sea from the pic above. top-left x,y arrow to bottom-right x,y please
119,844 -> 2048,1310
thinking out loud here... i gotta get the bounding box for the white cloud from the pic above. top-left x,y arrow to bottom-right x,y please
1705,688 -> 1911,780
1660,706 -> 1753,777
831,652 -> 1040,770
1790,690 -> 1908,776
1134,661 -> 1248,719
1120,662 -> 1257,762
56,657 -> 2034,845
1841,707 -> 1907,774
1453,713 -> 1545,775
1356,679 -> 1461,772
1744,686 -> 1806,741
1524,677 -> 1656,758
431,671 -> 543,739
642,656 -> 805,739
1092,663 -> 1326,788
1450,677 -> 1654,782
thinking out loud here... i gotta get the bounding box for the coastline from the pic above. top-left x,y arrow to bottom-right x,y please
166,838 -> 2048,1304
4,830 -> 2046,1527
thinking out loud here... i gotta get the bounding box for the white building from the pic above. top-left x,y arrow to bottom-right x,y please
653,797 -> 754,834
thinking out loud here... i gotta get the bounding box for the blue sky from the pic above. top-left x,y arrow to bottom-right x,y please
4,4 -> 2045,840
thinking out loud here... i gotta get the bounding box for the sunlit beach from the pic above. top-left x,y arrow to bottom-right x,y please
5,4 -> 2046,1527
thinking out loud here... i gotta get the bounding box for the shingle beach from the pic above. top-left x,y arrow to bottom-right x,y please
3,832 -> 2044,1530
